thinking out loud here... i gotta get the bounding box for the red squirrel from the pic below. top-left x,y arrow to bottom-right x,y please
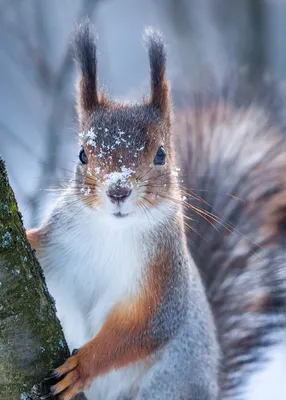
26,22 -> 219,400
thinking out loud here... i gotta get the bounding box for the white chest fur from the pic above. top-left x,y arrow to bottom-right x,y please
41,210 -> 147,340
39,207 -> 151,399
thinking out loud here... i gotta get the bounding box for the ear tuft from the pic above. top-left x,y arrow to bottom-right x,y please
143,27 -> 170,117
73,19 -> 99,124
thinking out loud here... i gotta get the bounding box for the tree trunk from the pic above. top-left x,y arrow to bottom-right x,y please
0,157 -> 85,399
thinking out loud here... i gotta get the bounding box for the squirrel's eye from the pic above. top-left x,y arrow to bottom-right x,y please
154,146 -> 166,166
79,147 -> 88,164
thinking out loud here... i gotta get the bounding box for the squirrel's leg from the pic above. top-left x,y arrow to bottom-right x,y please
49,301 -> 160,400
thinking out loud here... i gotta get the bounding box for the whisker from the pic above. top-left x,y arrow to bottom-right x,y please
140,195 -> 203,241
149,192 -> 267,260
136,166 -> 153,182
139,199 -> 155,225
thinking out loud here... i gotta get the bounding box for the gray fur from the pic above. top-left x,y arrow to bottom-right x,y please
138,254 -> 219,400
174,82 -> 286,398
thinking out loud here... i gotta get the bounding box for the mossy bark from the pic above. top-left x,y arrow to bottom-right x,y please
0,158 -> 85,399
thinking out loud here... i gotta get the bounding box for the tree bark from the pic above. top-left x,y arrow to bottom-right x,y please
0,157 -> 85,399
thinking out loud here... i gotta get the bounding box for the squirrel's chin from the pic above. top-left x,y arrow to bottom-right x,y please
112,212 -> 131,219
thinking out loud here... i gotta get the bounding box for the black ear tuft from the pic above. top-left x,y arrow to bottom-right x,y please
143,27 -> 170,117
144,28 -> 166,88
73,19 -> 98,123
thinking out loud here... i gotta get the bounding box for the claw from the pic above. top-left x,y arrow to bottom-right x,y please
39,392 -> 54,400
28,380 -> 55,400
30,383 -> 43,396
43,371 -> 60,382
71,348 -> 79,356
29,370 -> 62,400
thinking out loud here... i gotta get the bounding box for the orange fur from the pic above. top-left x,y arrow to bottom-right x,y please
78,77 -> 98,114
151,79 -> 171,118
247,292 -> 269,313
53,249 -> 172,400
261,189 -> 286,239
244,162 -> 286,241
26,228 -> 42,251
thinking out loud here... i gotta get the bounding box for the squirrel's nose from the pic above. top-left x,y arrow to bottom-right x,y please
107,187 -> 132,203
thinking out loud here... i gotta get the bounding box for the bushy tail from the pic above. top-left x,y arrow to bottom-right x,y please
174,81 -> 286,397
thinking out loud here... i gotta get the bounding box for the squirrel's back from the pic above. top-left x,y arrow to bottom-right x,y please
174,81 -> 286,399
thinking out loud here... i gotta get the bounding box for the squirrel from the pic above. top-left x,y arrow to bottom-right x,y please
26,22 -> 219,400
173,81 -> 286,400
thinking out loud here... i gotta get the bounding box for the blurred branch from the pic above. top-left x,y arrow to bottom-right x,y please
34,0 -> 53,89
0,3 -> 53,90
213,0 -> 266,86
156,0 -> 200,79
247,0 -> 266,83
0,121 -> 45,212
156,0 -> 227,85
0,121 -> 43,164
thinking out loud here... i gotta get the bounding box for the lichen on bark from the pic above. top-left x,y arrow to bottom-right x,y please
0,158 -> 71,399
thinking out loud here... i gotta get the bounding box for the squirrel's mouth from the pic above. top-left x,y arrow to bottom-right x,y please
112,212 -> 130,218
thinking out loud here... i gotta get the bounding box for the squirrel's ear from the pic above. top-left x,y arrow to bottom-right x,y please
144,28 -> 170,118
73,20 -> 99,126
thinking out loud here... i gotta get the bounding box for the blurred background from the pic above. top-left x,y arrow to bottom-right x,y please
1,0 -> 286,228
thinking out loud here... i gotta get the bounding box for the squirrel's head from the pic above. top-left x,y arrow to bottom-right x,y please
72,22 -> 179,225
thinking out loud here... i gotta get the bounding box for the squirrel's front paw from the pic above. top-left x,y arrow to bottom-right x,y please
50,349 -> 92,400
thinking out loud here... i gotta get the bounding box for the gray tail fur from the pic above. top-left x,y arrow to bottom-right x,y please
174,79 -> 286,397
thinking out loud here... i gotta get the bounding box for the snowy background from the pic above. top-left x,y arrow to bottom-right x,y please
1,0 -> 286,227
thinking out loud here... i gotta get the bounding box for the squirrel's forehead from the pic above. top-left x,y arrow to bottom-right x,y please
80,125 -> 148,150
80,126 -> 149,169
86,106 -> 157,136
